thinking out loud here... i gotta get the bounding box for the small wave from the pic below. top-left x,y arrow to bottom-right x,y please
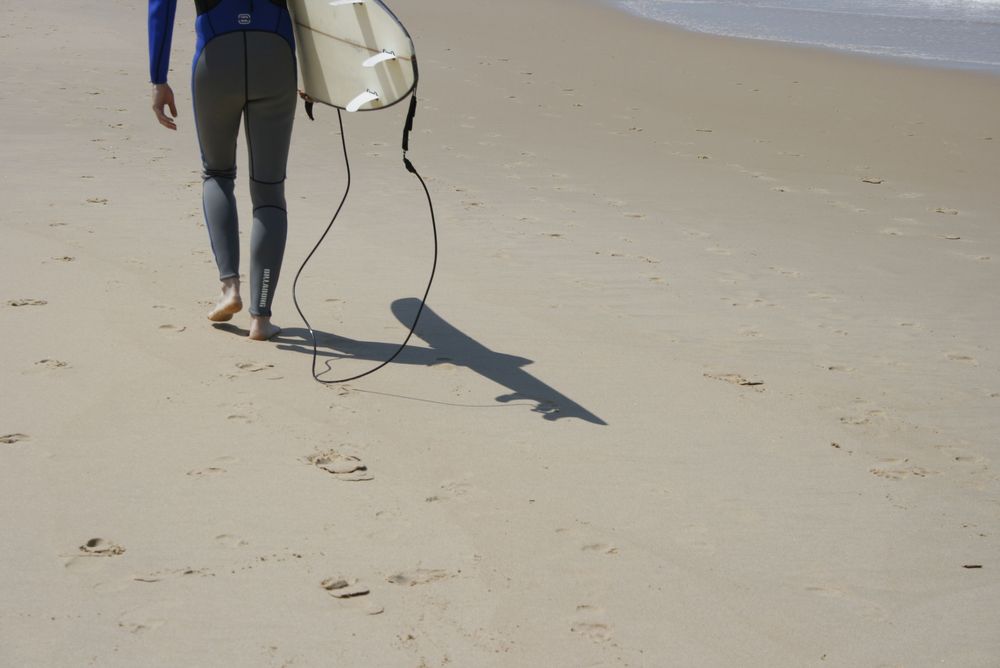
618,0 -> 1000,72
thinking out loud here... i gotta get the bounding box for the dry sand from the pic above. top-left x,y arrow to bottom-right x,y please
2,0 -> 999,665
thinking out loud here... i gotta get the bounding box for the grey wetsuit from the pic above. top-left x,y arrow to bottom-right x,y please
194,31 -> 296,317
148,0 -> 297,318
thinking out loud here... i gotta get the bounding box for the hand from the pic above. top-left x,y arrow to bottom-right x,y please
152,83 -> 178,130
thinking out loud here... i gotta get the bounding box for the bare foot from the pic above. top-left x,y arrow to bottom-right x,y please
208,278 -> 242,322
249,316 -> 280,341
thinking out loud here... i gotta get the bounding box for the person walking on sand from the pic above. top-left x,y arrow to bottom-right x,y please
149,0 -> 297,340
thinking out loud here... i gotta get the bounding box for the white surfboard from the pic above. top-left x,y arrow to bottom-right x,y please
287,0 -> 417,112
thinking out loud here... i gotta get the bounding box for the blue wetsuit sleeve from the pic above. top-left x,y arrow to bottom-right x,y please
148,0 -> 178,84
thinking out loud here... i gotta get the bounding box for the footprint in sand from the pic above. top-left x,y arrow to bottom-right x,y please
78,537 -> 126,556
581,542 -> 619,555
322,577 -> 371,598
321,578 -> 385,615
870,460 -> 936,480
556,524 -> 623,556
236,361 -> 274,373
839,409 -> 885,426
2,433 -> 29,444
750,171 -> 778,183
704,372 -> 765,389
215,533 -> 249,548
187,455 -> 238,477
226,411 -> 256,423
187,466 -> 227,477
118,617 -> 167,634
705,246 -> 733,256
387,568 -> 450,586
229,361 -> 283,380
132,567 -> 212,583
425,479 -> 472,503
824,364 -> 855,373
63,540 -> 124,574
6,298 -> 47,307
945,353 -> 978,365
34,359 -> 69,369
305,449 -> 373,481
829,200 -> 868,214
570,605 -> 613,643
158,324 -> 186,332
680,227 -> 711,241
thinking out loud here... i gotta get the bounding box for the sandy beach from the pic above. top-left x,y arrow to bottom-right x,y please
2,0 -> 999,665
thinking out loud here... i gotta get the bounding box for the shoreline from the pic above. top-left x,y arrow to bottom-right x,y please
605,0 -> 1000,77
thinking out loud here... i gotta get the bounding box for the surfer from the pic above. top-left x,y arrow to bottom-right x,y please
148,0 -> 297,340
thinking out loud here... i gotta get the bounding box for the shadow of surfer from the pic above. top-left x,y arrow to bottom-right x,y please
274,297 -> 607,425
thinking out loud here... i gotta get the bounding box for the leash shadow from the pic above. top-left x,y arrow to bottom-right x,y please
274,297 -> 607,425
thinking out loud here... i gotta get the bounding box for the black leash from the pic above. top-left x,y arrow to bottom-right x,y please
291,93 -> 437,384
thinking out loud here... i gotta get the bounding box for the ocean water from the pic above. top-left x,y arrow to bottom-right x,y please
618,0 -> 1000,72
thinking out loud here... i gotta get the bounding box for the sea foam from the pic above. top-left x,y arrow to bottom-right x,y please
619,0 -> 1000,72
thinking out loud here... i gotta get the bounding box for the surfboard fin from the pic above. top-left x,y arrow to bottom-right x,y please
362,51 -> 397,68
346,89 -> 379,112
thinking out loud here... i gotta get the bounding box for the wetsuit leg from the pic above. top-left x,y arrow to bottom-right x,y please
192,30 -> 296,317
243,32 -> 297,318
192,32 -> 245,283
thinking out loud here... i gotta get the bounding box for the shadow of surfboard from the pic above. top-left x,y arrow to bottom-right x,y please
275,297 -> 607,425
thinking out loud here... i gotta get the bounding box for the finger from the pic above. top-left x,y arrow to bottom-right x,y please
154,107 -> 177,130
168,99 -> 178,117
